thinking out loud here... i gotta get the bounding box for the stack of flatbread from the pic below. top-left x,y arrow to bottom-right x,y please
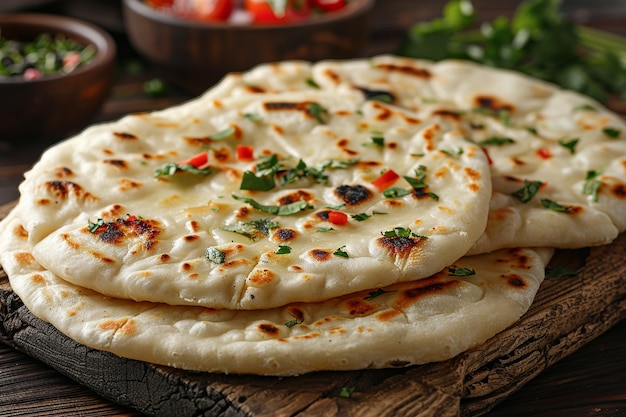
1,56 -> 625,376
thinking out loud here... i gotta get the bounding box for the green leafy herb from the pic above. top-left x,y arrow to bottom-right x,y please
441,148 -> 464,157
480,137 -> 516,146
210,126 -> 236,140
364,136 -> 385,148
583,169 -> 603,202
447,267 -> 476,277
602,127 -> 622,139
396,0 -> 626,103
243,112 -> 263,122
364,288 -> 396,301
240,170 -> 276,191
317,227 -> 335,233
573,104 -> 597,112
545,265 -> 578,279
307,102 -> 329,124
351,213 -> 372,222
333,245 -> 349,258
205,247 -> 226,264
154,162 -> 213,178
88,218 -> 104,233
540,198 -> 570,212
222,218 -> 279,241
232,194 -> 312,215
383,187 -> 412,198
338,387 -> 356,398
511,179 -> 544,203
306,78 -> 320,88
558,137 -> 579,154
276,245 -> 292,255
382,227 -> 427,239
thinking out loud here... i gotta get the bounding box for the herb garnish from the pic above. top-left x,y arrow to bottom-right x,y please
232,194 -> 312,215
383,187 -> 412,198
558,137 -> 579,154
540,198 -> 571,212
382,227 -> 427,239
397,0 -> 626,103
602,127 -> 622,139
307,102 -> 329,124
276,245 -> 292,255
333,245 -> 349,258
480,137 -> 515,146
317,227 -> 335,233
154,162 -> 213,178
364,288 -> 396,301
583,169 -> 603,202
364,136 -> 385,148
511,179 -> 543,203
441,148 -> 464,157
222,218 -> 279,241
306,78 -> 320,89
243,112 -> 263,122
338,387 -> 356,398
209,126 -> 236,141
88,218 -> 104,233
447,267 -> 476,277
205,247 -> 226,264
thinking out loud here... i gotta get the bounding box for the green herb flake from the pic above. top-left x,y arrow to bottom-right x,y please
333,245 -> 349,258
364,288 -> 396,301
364,136 -> 385,148
573,104 -> 597,113
511,179 -> 544,203
383,187 -> 412,198
338,387 -> 356,398
480,137 -> 516,146
540,198 -> 571,212
382,227 -> 426,239
583,169 -> 603,202
441,147 -> 464,157
306,78 -> 320,88
232,194 -> 312,216
240,170 -> 276,191
276,245 -> 292,255
307,102 -> 329,124
243,112 -> 263,122
209,126 -> 236,141
351,213 -> 372,222
205,247 -> 226,264
558,137 -> 579,154
88,218 -> 104,233
154,162 -> 213,178
222,218 -> 279,241
545,265 -> 578,280
317,227 -> 336,233
447,267 -> 476,277
602,127 -> 622,139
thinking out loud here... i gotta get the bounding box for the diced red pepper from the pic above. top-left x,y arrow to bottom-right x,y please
236,145 -> 255,161
536,147 -> 551,159
482,147 -> 493,165
371,169 -> 400,191
126,215 -> 138,222
178,152 -> 209,168
328,211 -> 348,225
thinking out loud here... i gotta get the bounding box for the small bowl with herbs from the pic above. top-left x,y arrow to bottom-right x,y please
122,0 -> 374,93
0,13 -> 116,142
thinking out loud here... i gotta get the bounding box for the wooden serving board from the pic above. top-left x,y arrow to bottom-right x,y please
1,201 -> 625,417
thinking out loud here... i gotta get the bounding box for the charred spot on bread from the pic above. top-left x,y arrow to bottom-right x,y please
334,184 -> 372,206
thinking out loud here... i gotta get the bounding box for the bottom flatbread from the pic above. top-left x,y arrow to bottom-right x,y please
0,211 -> 552,376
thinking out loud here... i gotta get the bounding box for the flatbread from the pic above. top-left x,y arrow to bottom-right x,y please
14,87 -> 491,309
312,56 -> 626,254
0,212 -> 552,376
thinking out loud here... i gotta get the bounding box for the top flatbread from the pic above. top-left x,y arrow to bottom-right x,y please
312,56 -> 626,254
14,86 -> 491,310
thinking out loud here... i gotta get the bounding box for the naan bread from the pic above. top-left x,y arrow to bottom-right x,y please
15,88 -> 491,309
312,56 -> 626,254
0,212 -> 552,376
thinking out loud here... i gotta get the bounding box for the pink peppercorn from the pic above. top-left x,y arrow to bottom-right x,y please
23,68 -> 42,80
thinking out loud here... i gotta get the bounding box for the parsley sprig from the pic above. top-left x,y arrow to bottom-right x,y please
397,0 -> 626,103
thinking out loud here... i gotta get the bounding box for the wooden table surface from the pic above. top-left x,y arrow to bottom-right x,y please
1,1 -> 626,416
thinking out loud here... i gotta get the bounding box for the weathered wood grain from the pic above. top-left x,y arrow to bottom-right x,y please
0,201 -> 625,417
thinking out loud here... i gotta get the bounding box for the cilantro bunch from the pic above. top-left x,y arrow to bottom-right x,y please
396,0 -> 626,103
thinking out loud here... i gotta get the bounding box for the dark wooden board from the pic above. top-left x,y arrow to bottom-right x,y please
1,200 -> 625,417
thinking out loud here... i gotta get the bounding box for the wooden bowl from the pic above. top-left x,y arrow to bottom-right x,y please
0,13 -> 116,143
122,0 -> 375,93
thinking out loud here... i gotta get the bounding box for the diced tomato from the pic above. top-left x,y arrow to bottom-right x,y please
245,0 -> 311,24
146,0 -> 174,7
178,152 -> 209,168
328,210 -> 348,225
371,169 -> 400,191
536,147 -> 551,159
236,145 -> 255,161
126,215 -> 138,221
311,0 -> 347,12
482,147 -> 493,165
174,0 -> 234,21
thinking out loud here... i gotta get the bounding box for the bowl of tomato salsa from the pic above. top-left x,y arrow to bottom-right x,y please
122,0 -> 374,93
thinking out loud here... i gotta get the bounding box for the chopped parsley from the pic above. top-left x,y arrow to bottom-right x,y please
240,170 -> 276,191
479,137 -> 515,146
447,267 -> 476,277
363,136 -> 385,148
87,218 -> 104,233
541,198 -> 570,212
209,126 -> 236,140
338,387 -> 356,398
307,102 -> 328,124
351,213 -> 372,222
222,218 -> 279,241
558,137 -> 579,154
583,169 -> 603,202
154,162 -> 213,178
382,227 -> 427,239
383,187 -> 412,198
317,227 -> 335,233
243,112 -> 263,122
441,147 -> 464,157
205,247 -> 226,264
333,245 -> 349,258
276,245 -> 292,255
232,195 -> 312,216
511,179 -> 543,203
306,78 -> 320,88
602,127 -> 622,139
